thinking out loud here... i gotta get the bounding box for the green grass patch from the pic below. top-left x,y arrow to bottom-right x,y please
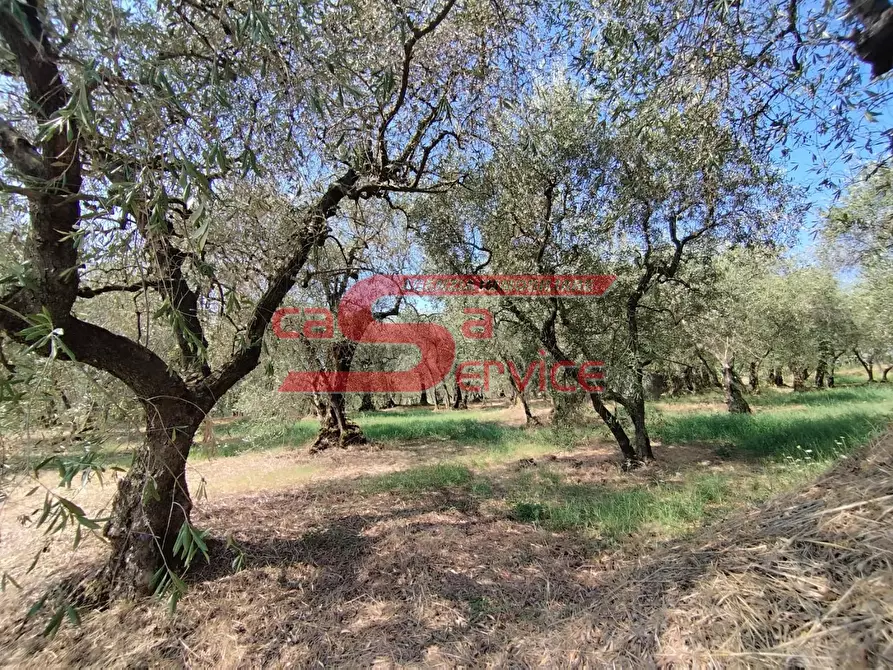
505,464 -> 825,542
654,385 -> 893,460
211,408 -> 587,459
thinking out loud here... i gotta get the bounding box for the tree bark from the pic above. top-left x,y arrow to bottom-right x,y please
103,398 -> 204,598
670,372 -> 686,396
723,359 -> 752,414
419,389 -> 430,405
439,383 -> 451,410
848,0 -> 893,76
628,400 -> 653,460
311,341 -> 367,451
684,365 -> 695,392
359,393 -> 376,412
626,291 -> 654,461
854,349 -> 875,381
310,392 -> 367,453
814,359 -> 827,388
883,365 -> 892,382
519,391 -> 539,426
748,361 -> 759,392
790,364 -> 806,391
452,380 -> 467,409
589,393 -> 637,466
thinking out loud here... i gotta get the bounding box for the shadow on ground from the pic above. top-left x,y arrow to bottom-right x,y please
4,431 -> 892,667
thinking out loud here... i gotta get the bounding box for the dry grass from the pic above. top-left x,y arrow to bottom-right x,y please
0,429 -> 890,667
1,387 -> 891,668
580,429 -> 893,668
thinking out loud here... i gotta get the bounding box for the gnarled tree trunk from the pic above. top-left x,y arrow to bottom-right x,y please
749,361 -> 759,392
790,364 -> 806,391
103,397 -> 205,597
311,392 -> 367,452
722,359 -> 751,414
311,341 -> 367,452
815,359 -> 827,388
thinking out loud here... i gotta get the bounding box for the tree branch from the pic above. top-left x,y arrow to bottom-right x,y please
205,169 -> 359,400
0,119 -> 46,179
77,280 -> 163,299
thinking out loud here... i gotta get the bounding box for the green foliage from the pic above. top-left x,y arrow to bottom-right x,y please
152,520 -> 212,614
823,165 -> 893,267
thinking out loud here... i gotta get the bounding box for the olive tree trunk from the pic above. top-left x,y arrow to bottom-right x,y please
103,398 -> 205,597
311,341 -> 367,452
855,349 -> 876,382
589,393 -> 637,465
790,364 -> 807,391
358,393 -> 376,412
722,359 -> 752,414
311,392 -> 366,452
815,359 -> 828,388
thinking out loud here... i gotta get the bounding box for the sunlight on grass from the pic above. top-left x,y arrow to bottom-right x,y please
505,461 -> 828,542
193,383 -> 891,546
213,407 -> 586,459
654,385 -> 893,460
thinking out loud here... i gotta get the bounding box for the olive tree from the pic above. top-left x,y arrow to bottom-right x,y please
415,80 -> 792,464
0,0 -> 519,596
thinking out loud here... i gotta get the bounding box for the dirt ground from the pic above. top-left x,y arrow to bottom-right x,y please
0,405 -> 890,667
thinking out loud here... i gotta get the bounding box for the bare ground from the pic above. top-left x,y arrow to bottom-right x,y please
0,413 -> 890,667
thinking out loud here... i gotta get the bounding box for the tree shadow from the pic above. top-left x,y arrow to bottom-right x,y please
167,483 -> 704,665
6,439 -> 875,667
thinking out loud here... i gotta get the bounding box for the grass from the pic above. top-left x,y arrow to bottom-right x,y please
4,382 -> 892,666
504,461 -> 827,542
15,383 -> 892,549
339,383 -> 893,545
212,406 -> 587,459
204,384 -> 893,547
654,384 -> 893,460
204,383 -> 893,465
211,409 -> 520,453
360,463 -> 476,494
